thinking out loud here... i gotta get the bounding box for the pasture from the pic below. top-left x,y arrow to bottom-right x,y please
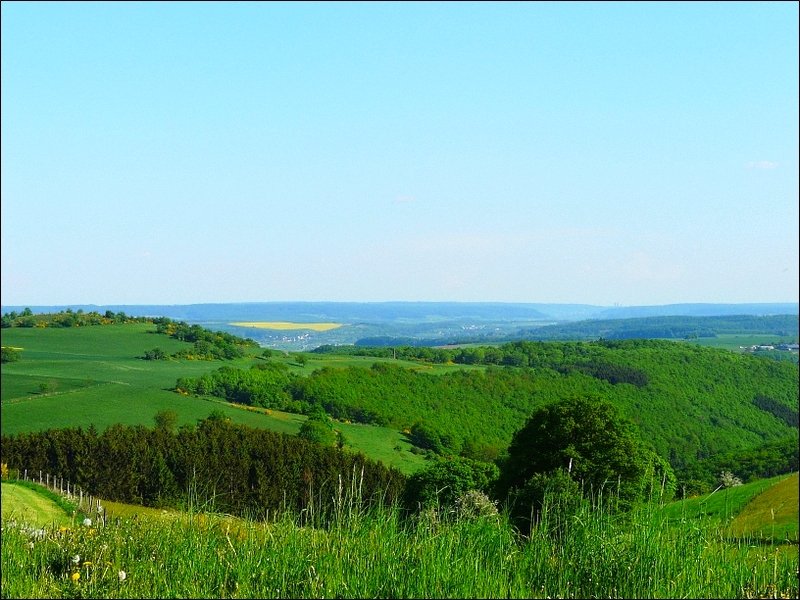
0,323 -> 427,473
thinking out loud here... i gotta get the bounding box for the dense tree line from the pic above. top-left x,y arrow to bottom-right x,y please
753,394 -> 799,427
138,318 -> 258,361
678,433 -> 799,493
177,340 -> 798,493
175,362 -> 297,409
0,416 -> 405,522
1,308 -> 149,329
0,311 -> 257,362
147,318 -> 258,360
520,314 -> 799,341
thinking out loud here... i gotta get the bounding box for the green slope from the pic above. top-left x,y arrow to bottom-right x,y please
1,323 -> 427,474
0,482 -> 72,528
729,472 -> 799,542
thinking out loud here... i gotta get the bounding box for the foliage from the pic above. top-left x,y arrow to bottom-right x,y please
141,347 -> 167,360
1,308 -> 144,328
678,433 -> 799,495
178,339 -> 798,489
298,415 -> 337,447
0,419 -> 405,522
496,396 -> 668,512
175,361 -> 295,409
3,321 -> 798,495
1,346 -> 21,363
753,394 -> 799,427
153,410 -> 178,432
507,468 -> 587,537
402,456 -> 499,512
154,318 -> 257,360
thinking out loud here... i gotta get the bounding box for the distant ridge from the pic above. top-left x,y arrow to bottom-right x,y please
2,301 -> 797,323
593,303 -> 800,319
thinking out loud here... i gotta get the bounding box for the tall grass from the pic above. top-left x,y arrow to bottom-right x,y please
3,481 -> 797,599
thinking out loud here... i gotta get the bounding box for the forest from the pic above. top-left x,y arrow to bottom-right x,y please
174,338 -> 798,494
0,415 -> 405,521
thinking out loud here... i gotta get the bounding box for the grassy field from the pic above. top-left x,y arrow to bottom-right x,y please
660,473 -> 798,546
729,472 -> 799,542
1,482 -> 72,528
2,474 -> 797,599
0,324 -> 428,474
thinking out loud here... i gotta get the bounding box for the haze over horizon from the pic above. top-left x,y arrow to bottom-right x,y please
2,2 -> 798,307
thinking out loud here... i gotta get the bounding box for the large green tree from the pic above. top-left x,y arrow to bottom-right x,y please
496,396 -> 669,510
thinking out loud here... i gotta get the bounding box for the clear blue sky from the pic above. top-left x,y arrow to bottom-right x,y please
2,1 -> 797,306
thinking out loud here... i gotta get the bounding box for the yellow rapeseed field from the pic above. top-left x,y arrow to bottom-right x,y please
230,321 -> 342,331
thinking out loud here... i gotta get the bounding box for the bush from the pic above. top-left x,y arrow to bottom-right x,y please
298,417 -> 337,446
1,346 -> 20,363
403,456 -> 499,513
507,468 -> 586,537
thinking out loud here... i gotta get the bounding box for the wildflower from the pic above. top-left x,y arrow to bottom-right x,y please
72,554 -> 81,565
82,518 -> 92,527
71,572 -> 80,583
118,570 -> 127,582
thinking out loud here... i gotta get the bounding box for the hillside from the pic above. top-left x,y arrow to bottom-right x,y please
1,471 -> 796,599
2,318 -> 797,494
0,320 -> 428,474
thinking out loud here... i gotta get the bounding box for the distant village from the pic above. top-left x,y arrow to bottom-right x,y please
740,342 -> 800,354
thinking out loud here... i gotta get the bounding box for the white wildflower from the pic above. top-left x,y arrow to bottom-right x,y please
82,518 -> 92,527
118,570 -> 127,582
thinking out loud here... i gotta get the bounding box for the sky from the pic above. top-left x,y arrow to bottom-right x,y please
1,1 -> 798,307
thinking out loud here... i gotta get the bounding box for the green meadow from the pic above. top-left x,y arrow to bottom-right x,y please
1,482 -> 73,528
1,323 -> 427,474
1,475 -> 797,599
